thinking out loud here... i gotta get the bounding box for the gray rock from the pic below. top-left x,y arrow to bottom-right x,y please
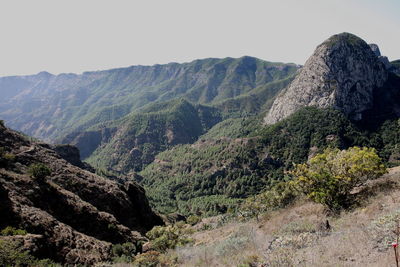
378,56 -> 391,70
369,43 -> 381,57
264,33 -> 388,125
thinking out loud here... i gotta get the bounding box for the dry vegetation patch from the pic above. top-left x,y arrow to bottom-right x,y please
154,168 -> 400,266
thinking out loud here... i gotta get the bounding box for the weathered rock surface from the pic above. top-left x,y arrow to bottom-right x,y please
264,33 -> 388,124
369,44 -> 381,57
51,144 -> 95,172
391,60 -> 400,76
369,43 -> 392,70
0,123 -> 163,264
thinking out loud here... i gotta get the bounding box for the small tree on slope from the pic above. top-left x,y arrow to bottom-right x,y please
290,147 -> 387,211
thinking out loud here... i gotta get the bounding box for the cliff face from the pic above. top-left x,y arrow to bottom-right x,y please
264,33 -> 388,124
0,122 -> 163,264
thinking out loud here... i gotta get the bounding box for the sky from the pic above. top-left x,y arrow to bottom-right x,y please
0,0 -> 399,77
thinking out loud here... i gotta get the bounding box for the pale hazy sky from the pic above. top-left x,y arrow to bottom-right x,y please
0,0 -> 399,77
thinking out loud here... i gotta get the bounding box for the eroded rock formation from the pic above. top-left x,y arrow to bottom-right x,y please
264,33 -> 388,124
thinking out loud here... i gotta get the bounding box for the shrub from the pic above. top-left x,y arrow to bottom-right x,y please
0,239 -> 61,266
187,215 -> 201,225
0,239 -> 35,267
1,226 -> 27,236
28,163 -> 52,180
239,254 -> 263,267
290,147 -> 387,211
239,181 -> 298,220
132,251 -> 161,267
146,222 -> 193,252
0,147 -> 15,168
0,120 -> 4,127
107,223 -> 117,231
111,242 -> 137,263
34,258 -> 62,267
2,153 -> 15,162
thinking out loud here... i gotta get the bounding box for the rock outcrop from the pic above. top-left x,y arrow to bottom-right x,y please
0,123 -> 163,264
369,43 -> 391,70
391,60 -> 400,76
264,33 -> 388,124
51,144 -> 95,172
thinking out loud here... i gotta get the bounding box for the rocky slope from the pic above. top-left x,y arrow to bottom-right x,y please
264,33 -> 390,124
0,121 -> 163,264
0,57 -> 298,141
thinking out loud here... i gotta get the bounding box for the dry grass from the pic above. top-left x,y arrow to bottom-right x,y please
159,167 -> 400,266
105,167 -> 400,266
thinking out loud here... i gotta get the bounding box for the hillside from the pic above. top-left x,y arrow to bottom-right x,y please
0,121 -> 163,265
0,57 -> 298,142
0,32 -> 399,266
63,99 -> 222,173
152,166 -> 400,266
139,107 -> 400,215
138,33 -> 400,216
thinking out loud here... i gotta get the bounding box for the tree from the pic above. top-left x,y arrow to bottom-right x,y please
146,222 -> 193,252
290,147 -> 387,211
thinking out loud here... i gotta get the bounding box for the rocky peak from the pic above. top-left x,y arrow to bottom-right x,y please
264,33 -> 388,125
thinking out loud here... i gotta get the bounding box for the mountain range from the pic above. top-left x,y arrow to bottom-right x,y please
1,32 -> 400,264
0,57 -> 298,141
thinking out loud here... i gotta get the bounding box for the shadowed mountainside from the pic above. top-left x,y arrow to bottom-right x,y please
0,122 -> 163,264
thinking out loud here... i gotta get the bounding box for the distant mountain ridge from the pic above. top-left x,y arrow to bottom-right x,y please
0,56 -> 298,142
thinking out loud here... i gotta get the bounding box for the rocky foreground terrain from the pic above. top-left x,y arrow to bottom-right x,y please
0,121 -> 163,264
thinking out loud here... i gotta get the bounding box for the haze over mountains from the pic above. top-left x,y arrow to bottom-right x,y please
0,57 -> 298,141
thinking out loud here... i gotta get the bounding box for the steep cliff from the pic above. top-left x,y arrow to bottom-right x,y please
264,33 -> 388,124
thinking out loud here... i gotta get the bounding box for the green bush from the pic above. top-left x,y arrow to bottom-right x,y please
146,222 -> 194,252
0,240 -> 34,267
186,215 -> 201,225
111,242 -> 136,263
0,147 -> 15,168
239,181 -> 298,220
1,226 -> 27,236
28,163 -> 52,180
0,239 -> 60,267
0,120 -> 4,127
290,147 -> 387,211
